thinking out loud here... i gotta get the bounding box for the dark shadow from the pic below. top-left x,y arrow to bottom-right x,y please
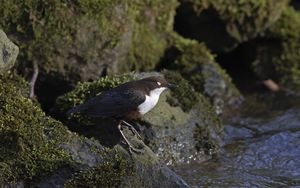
0,131 -> 22,160
36,73 -> 74,113
156,46 -> 182,71
66,118 -> 145,149
174,2 -> 236,52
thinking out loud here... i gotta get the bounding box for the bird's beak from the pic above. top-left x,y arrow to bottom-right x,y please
167,83 -> 177,89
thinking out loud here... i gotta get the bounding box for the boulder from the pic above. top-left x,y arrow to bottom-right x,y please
0,72 -> 190,187
0,0 -> 178,108
174,0 -> 289,52
0,30 -> 18,73
160,33 -> 241,113
52,72 -> 223,165
238,7 -> 300,93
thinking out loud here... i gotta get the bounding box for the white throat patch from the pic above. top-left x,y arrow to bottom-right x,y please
138,87 -> 167,115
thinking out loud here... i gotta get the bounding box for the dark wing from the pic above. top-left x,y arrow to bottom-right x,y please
67,87 -> 145,118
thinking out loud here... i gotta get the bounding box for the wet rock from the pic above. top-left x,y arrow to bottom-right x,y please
175,105 -> 300,187
0,30 -> 18,73
52,72 -> 223,165
63,133 -> 190,188
174,0 -> 289,52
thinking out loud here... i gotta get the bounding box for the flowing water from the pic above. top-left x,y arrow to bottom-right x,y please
174,94 -> 300,187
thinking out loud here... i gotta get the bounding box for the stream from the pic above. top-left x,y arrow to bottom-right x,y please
174,95 -> 300,187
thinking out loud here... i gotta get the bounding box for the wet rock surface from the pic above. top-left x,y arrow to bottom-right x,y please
174,101 -> 300,187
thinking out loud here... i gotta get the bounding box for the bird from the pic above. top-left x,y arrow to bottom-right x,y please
67,76 -> 177,153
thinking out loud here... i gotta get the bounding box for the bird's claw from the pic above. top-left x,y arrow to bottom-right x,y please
128,145 -> 144,154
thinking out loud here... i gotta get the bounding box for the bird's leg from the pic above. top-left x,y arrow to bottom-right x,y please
118,121 -> 143,153
121,120 -> 142,140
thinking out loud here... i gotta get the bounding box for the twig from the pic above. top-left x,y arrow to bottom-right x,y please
29,60 -> 39,99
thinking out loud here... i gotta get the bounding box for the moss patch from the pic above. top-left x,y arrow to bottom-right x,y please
161,33 -> 240,110
64,152 -> 133,188
251,6 -> 300,92
175,0 -> 289,52
51,74 -> 134,121
0,72 -> 72,184
0,0 -> 178,81
164,70 -> 203,112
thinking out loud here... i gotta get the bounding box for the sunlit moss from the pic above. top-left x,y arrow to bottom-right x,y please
0,72 -> 72,184
0,0 -> 178,85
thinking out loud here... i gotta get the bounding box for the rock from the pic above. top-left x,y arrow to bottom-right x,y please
52,72 -> 224,165
63,134 -> 190,188
0,0 -> 178,109
0,73 -> 190,187
0,30 -> 18,73
0,72 -> 73,185
174,0 -> 289,52
160,33 -> 241,113
239,7 -> 300,93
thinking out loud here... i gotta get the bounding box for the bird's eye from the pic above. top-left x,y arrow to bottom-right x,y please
157,82 -> 161,86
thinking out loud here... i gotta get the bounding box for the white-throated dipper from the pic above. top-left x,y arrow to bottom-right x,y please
67,76 -> 176,153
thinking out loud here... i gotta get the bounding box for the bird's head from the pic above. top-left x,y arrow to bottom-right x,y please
142,76 -> 177,91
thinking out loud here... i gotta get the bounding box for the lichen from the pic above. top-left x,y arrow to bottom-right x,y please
0,72 -> 72,184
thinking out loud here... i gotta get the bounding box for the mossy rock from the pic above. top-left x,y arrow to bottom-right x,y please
63,137 -> 190,188
244,6 -> 300,93
0,72 -> 190,187
0,0 -> 178,109
140,71 -> 223,164
161,33 -> 241,113
175,0 -> 289,52
52,72 -> 223,164
0,72 -> 73,185
0,30 -> 18,73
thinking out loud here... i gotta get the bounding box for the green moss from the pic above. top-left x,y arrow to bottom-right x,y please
163,70 -> 222,153
163,33 -> 240,108
0,72 -> 72,184
268,7 -> 300,90
52,74 -> 134,121
252,7 -> 300,92
193,124 -> 217,154
64,153 -> 134,188
165,33 -> 214,92
123,0 -> 178,72
164,70 -> 203,112
0,0 -> 178,86
188,0 -> 289,41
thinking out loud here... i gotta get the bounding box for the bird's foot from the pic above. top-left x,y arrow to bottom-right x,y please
121,120 -> 142,140
118,122 -> 144,154
128,145 -> 144,154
